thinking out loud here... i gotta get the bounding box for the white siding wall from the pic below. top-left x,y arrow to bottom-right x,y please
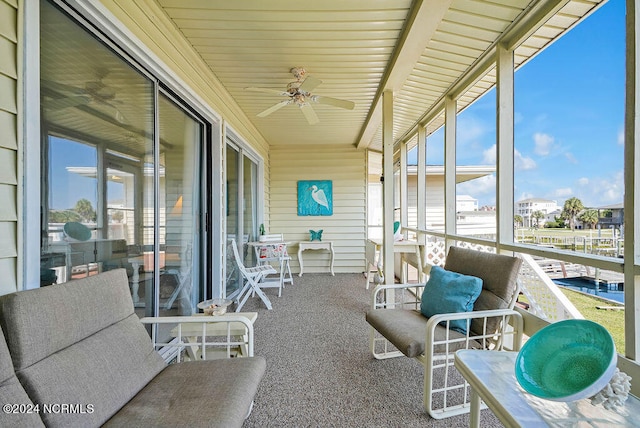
0,0 -> 18,295
269,145 -> 366,274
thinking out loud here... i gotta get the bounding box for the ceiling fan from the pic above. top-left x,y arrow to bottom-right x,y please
246,67 -> 355,125
42,69 -> 127,124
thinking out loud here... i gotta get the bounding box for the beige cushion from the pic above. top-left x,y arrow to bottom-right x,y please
0,325 -> 45,428
443,247 -> 522,336
0,269 -> 166,427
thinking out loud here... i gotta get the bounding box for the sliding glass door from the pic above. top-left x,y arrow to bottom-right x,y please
40,0 -> 206,317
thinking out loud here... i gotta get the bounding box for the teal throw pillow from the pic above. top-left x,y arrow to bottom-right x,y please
310,229 -> 323,241
393,221 -> 401,233
420,265 -> 483,334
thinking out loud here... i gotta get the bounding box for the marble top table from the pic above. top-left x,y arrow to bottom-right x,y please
454,349 -> 640,427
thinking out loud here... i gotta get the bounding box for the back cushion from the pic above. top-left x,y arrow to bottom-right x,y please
0,326 -> 45,427
444,247 -> 522,336
0,269 -> 166,427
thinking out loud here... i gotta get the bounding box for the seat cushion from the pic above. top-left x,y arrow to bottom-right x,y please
104,357 -> 267,428
420,266 -> 482,334
366,309 -> 476,357
0,326 -> 45,428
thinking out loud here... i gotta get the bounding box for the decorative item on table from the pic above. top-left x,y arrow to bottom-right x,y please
309,229 -> 323,241
259,223 -> 266,242
197,298 -> 232,316
63,221 -> 92,242
515,319 -> 631,408
297,180 -> 333,216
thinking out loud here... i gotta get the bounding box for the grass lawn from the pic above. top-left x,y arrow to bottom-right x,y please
559,288 -> 625,355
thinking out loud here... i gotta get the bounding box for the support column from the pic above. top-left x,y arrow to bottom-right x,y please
383,91 -> 395,284
624,0 -> 639,360
444,97 -> 457,247
496,44 -> 515,251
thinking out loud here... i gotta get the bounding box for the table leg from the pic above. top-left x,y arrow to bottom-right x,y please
329,244 -> 335,276
131,261 -> 140,304
298,248 -> 305,277
470,388 -> 481,428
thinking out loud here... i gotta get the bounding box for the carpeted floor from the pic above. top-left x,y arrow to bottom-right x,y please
239,273 -> 504,427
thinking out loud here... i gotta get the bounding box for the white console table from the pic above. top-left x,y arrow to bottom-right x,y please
297,241 -> 335,277
454,349 -> 640,427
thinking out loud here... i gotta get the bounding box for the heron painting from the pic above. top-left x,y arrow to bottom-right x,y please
297,180 -> 333,216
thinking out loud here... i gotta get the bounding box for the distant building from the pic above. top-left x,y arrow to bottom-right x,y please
596,203 -> 624,230
515,198 -> 560,228
457,194 -> 478,212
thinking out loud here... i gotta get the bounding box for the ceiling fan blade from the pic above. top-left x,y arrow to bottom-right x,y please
300,103 -> 319,125
43,95 -> 90,110
257,100 -> 291,117
298,75 -> 322,93
311,95 -> 355,110
245,87 -> 289,96
41,79 -> 87,95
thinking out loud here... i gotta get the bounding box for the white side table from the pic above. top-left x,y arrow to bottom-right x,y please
454,349 -> 640,427
297,241 -> 335,277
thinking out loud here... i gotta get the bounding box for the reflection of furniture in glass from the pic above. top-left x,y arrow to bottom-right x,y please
40,252 -> 66,286
297,241 -> 335,277
48,238 -> 128,282
128,251 -> 182,308
249,234 -> 293,293
455,350 -> 640,427
229,238 -> 278,311
161,312 -> 257,360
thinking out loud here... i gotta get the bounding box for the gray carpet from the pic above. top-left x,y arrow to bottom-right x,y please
239,273 -> 504,427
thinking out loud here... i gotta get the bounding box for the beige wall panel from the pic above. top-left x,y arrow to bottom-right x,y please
0,0 -> 16,295
0,110 -> 16,149
0,257 -> 17,295
0,184 -> 16,220
269,145 -> 366,274
0,36 -> 17,78
0,1 -> 17,43
0,147 -> 16,185
0,73 -> 17,114
0,222 -> 17,258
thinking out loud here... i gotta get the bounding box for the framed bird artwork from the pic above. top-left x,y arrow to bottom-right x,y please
297,180 -> 333,216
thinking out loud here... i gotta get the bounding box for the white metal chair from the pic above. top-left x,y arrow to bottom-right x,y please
229,238 -> 278,311
366,246 -> 524,419
254,233 -> 294,292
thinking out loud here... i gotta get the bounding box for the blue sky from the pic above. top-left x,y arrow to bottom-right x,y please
413,0 -> 625,209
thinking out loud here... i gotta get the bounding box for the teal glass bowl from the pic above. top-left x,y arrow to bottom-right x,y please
63,221 -> 92,241
515,319 -> 617,402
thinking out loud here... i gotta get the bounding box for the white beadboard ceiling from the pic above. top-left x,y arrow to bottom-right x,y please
156,0 -> 603,150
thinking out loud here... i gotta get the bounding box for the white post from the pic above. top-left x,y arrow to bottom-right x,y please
383,91 -> 395,285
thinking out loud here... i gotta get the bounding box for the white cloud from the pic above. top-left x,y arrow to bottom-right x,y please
457,174 -> 496,197
482,144 -> 535,171
578,177 -> 589,186
515,149 -> 537,171
564,152 -> 578,164
482,145 -> 496,164
618,128 -> 625,145
533,133 -> 554,156
587,170 -> 624,205
552,188 -> 573,198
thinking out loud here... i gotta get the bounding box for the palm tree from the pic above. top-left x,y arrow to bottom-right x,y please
514,215 -> 523,228
561,197 -> 584,230
579,209 -> 599,229
532,210 -> 545,229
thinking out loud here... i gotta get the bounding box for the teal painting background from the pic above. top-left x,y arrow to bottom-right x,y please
297,180 -> 333,216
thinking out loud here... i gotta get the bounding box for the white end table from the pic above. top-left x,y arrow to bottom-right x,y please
297,241 -> 335,277
454,349 -> 640,427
